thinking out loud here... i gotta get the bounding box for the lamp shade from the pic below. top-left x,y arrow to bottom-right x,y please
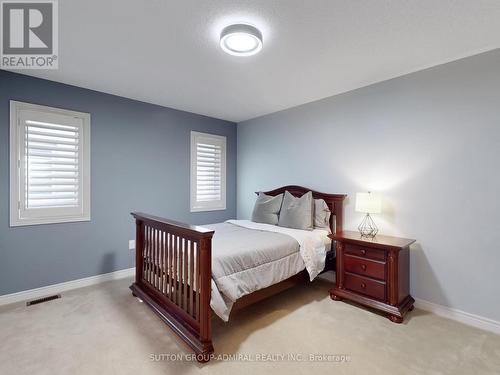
355,192 -> 381,214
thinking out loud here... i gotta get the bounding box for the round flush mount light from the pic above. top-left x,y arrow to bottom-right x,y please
220,24 -> 263,56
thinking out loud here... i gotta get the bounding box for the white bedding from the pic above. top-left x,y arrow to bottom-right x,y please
206,220 -> 330,321
227,220 -> 330,280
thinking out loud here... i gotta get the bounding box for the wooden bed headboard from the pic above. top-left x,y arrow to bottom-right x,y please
256,185 -> 347,233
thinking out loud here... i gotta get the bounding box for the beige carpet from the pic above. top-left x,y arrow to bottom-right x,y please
1,275 -> 499,375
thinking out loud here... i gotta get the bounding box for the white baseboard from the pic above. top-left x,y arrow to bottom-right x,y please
414,298 -> 500,335
0,267 -> 135,306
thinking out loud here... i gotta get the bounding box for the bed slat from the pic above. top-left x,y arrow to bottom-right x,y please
189,240 -> 194,317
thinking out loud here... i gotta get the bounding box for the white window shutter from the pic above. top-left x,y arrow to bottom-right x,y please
24,118 -> 81,209
190,131 -> 226,212
10,101 -> 91,226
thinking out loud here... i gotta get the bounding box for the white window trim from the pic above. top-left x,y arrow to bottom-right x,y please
9,101 -> 91,226
190,131 -> 226,212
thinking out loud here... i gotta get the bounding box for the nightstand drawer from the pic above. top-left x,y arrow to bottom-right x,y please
344,255 -> 386,280
344,244 -> 385,261
344,272 -> 386,301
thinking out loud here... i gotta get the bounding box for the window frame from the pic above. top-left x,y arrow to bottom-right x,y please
9,101 -> 91,227
190,131 -> 226,212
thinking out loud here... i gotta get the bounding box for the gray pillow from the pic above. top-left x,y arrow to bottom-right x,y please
251,192 -> 283,225
314,199 -> 331,231
278,191 -> 314,230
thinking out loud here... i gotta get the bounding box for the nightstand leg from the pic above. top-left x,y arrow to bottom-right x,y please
329,289 -> 343,301
387,314 -> 403,324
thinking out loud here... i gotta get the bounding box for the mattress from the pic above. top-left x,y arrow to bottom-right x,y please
205,220 -> 330,321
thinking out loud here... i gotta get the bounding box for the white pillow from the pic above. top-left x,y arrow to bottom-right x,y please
314,199 -> 331,231
278,191 -> 314,230
251,192 -> 283,225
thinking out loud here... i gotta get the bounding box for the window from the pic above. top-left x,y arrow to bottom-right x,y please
190,131 -> 226,212
10,101 -> 91,226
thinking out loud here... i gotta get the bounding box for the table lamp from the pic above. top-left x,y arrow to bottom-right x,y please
355,192 -> 381,238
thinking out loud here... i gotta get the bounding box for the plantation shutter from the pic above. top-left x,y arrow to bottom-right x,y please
24,117 -> 80,208
190,132 -> 226,211
10,102 -> 91,226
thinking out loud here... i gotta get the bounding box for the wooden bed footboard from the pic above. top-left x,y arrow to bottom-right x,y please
130,212 -> 215,361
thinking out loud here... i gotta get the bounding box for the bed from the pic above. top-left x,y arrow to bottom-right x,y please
129,185 -> 346,361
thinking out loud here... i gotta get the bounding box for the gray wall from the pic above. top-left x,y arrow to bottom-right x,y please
0,70 -> 236,295
238,49 -> 500,321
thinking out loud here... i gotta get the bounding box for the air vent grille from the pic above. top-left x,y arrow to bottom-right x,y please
26,294 -> 61,306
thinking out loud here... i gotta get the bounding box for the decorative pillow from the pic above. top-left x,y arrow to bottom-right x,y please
251,192 -> 283,225
278,191 -> 314,230
314,199 -> 331,231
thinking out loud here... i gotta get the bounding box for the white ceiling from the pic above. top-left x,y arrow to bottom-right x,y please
15,0 -> 500,122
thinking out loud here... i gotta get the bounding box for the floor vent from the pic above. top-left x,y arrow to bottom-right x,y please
26,294 -> 61,306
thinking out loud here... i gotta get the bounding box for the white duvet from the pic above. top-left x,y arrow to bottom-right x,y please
226,220 -> 329,280
207,220 -> 329,321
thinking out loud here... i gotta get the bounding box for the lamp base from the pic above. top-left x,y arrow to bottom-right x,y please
358,213 -> 378,238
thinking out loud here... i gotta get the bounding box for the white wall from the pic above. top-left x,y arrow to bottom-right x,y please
237,49 -> 500,321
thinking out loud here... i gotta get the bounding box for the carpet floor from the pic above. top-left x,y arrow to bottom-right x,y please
1,275 -> 499,375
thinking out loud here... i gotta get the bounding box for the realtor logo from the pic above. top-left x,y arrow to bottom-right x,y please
1,0 -> 58,69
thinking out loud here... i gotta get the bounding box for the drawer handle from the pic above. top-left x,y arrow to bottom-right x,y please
360,282 -> 366,289
360,249 -> 366,255
361,264 -> 367,271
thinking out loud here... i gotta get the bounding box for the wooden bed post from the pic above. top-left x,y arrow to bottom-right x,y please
135,219 -> 144,285
198,237 -> 213,360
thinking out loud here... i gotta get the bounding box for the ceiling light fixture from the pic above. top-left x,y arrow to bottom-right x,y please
220,24 -> 263,57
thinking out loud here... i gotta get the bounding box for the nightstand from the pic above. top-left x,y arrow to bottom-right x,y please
330,231 -> 416,323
